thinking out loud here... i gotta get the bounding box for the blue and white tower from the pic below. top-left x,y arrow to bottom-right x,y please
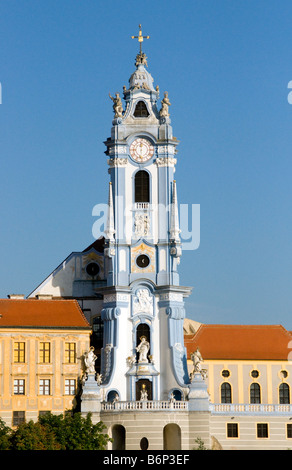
100,27 -> 192,404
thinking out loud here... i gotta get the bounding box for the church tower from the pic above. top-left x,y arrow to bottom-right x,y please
99,26 -> 192,403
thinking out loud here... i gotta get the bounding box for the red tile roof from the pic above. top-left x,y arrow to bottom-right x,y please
184,324 -> 292,361
0,299 -> 91,329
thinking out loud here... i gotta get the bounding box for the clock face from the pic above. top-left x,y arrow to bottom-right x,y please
129,138 -> 154,163
136,254 -> 150,268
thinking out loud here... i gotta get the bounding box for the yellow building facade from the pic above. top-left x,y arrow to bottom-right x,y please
0,298 -> 91,427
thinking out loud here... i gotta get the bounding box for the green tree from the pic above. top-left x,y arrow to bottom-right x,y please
0,412 -> 111,450
38,412 -> 111,450
10,420 -> 61,450
60,412 -> 110,450
0,417 -> 12,450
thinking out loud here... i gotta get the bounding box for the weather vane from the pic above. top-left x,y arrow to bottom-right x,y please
131,24 -> 150,54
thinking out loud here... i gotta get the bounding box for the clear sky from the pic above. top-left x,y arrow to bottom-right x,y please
1,1 -> 292,328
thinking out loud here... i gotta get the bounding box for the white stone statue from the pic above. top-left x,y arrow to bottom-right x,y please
96,373 -> 103,385
127,354 -> 136,366
160,91 -> 171,117
190,347 -> 208,381
136,336 -> 150,363
191,347 -> 203,373
84,346 -> 97,374
109,92 -> 123,118
140,384 -> 148,401
170,393 -> 176,403
113,393 -> 119,403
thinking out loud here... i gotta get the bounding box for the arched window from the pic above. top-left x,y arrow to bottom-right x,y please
250,383 -> 261,404
221,382 -> 232,403
107,390 -> 119,403
133,101 -> 149,118
279,383 -> 290,404
135,170 -> 150,203
171,389 -> 182,401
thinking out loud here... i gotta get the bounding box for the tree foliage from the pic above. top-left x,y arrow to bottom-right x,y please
0,417 -> 12,450
0,413 -> 111,450
193,437 -> 207,450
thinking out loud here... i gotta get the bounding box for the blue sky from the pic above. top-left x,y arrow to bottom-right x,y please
1,1 -> 292,328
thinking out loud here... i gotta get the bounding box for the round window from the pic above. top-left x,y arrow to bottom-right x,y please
221,369 -> 230,378
251,369 -> 259,378
86,262 -> 100,276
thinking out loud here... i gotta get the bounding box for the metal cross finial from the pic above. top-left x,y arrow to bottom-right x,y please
131,24 -> 150,54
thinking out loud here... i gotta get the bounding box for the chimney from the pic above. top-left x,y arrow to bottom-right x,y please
36,294 -> 53,300
7,294 -> 25,300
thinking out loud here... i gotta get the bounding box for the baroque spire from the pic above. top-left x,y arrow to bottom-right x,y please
131,24 -> 150,68
169,180 -> 181,243
104,182 -> 115,242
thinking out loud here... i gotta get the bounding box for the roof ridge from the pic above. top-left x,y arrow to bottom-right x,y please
199,323 -> 286,328
72,300 -> 90,326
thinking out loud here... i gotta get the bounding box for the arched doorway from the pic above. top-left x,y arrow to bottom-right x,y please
140,437 -> 149,450
112,424 -> 126,450
163,423 -> 181,450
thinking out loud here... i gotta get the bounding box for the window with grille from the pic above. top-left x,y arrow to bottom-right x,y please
13,411 -> 25,427
287,423 -> 292,438
40,342 -> 51,363
65,379 -> 76,395
227,423 -> 238,438
133,101 -> 149,118
39,379 -> 51,395
39,411 -> 50,418
135,170 -> 150,203
65,343 -> 76,363
93,316 -> 104,341
279,383 -> 290,404
221,382 -> 232,403
14,342 -> 25,363
14,379 -> 25,395
250,383 -> 261,404
257,423 -> 268,438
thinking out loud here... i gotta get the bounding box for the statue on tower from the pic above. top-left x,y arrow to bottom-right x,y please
83,346 -> 97,374
160,91 -> 171,118
135,51 -> 148,67
190,347 -> 208,381
136,336 -> 150,363
140,384 -> 148,401
109,92 -> 124,118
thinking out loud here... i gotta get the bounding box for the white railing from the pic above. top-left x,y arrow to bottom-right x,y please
101,401 -> 292,414
101,400 -> 188,412
210,403 -> 292,414
135,202 -> 149,210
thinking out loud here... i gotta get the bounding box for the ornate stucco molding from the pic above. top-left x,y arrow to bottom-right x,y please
107,157 -> 128,167
108,145 -> 128,156
155,156 -> 177,167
